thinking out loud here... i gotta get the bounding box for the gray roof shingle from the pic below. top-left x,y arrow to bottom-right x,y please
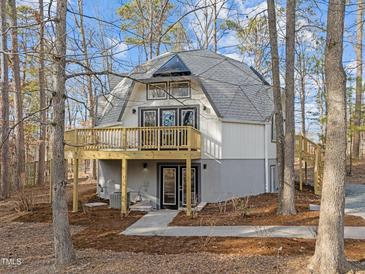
96,49 -> 273,126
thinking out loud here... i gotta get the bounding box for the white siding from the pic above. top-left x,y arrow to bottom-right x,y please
222,122 -> 266,159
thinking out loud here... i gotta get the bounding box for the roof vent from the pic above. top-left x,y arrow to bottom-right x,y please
153,55 -> 191,77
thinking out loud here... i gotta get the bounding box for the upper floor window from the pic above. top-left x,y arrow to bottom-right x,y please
170,81 -> 190,99
147,82 -> 167,100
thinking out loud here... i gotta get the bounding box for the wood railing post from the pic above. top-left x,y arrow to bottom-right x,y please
122,128 -> 126,150
187,127 -> 192,151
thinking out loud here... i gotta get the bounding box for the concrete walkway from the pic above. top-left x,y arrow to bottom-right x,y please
122,184 -> 365,239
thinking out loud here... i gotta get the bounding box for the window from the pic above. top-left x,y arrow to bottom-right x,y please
180,108 -> 196,128
270,165 -> 277,192
147,82 -> 167,100
141,110 -> 157,127
271,115 -> 276,142
170,81 -> 190,98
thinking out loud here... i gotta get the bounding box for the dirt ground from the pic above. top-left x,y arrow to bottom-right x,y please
171,185 -> 365,226
1,182 -> 365,273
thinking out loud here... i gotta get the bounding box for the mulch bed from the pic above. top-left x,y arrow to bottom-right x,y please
170,185 -> 365,227
8,183 -> 365,262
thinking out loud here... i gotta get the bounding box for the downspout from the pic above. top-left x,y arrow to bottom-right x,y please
264,123 -> 269,192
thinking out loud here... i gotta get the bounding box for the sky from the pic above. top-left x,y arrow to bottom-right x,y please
17,0 -> 363,139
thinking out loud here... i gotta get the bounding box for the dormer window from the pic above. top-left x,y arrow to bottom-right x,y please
147,82 -> 167,100
170,81 -> 190,99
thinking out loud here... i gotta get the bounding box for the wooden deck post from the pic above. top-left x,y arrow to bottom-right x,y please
72,157 -> 79,212
186,157 -> 192,217
314,146 -> 320,195
121,158 -> 128,216
298,135 -> 303,191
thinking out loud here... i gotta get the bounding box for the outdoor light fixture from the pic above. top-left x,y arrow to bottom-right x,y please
203,164 -> 207,170
143,163 -> 148,171
203,105 -> 207,111
132,108 -> 137,114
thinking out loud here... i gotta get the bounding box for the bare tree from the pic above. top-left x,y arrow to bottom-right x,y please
77,0 -> 96,179
353,0 -> 363,159
279,0 -> 296,215
0,0 -> 9,198
37,0 -> 47,185
267,0 -> 285,201
52,0 -> 76,266
308,0 -> 349,272
212,0 -> 217,52
297,49 -> 306,136
8,0 -> 26,191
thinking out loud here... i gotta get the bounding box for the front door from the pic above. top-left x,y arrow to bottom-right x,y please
160,165 -> 198,209
161,166 -> 178,209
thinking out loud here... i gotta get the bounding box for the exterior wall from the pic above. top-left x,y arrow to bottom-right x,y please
98,160 -> 159,208
97,81 -> 277,205
222,121 -> 276,159
120,80 -> 222,159
200,159 -> 266,202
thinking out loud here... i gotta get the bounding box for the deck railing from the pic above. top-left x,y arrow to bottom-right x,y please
64,126 -> 201,151
295,135 -> 324,195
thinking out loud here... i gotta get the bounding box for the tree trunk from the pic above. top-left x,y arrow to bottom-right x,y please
299,52 -> 306,137
353,0 -> 363,159
52,0 -> 76,267
37,0 -> 47,185
308,0 -> 349,272
77,0 -> 96,179
148,0 -> 154,59
212,0 -> 217,52
0,0 -> 9,199
267,0 -> 285,197
9,0 -> 26,191
279,0 -> 296,215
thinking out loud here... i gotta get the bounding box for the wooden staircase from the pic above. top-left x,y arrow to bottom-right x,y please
295,135 -> 324,195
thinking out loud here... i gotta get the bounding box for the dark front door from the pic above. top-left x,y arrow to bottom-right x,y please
160,165 -> 199,209
160,166 -> 178,209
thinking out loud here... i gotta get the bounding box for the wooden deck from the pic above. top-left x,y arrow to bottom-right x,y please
64,126 -> 201,160
64,126 -> 201,216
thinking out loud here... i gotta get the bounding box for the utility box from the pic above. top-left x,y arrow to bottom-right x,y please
109,192 -> 130,209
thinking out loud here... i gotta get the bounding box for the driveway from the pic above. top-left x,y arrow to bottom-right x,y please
345,183 -> 365,219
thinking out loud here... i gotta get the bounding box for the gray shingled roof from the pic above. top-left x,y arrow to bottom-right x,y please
96,49 -> 273,126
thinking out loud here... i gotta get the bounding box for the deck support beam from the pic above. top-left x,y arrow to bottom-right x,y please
186,157 -> 192,216
121,158 -> 128,216
72,158 -> 79,212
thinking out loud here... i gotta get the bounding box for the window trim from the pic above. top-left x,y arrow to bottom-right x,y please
169,81 -> 191,99
141,109 -> 158,127
146,82 -> 168,100
138,105 -> 199,129
179,107 -> 197,128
